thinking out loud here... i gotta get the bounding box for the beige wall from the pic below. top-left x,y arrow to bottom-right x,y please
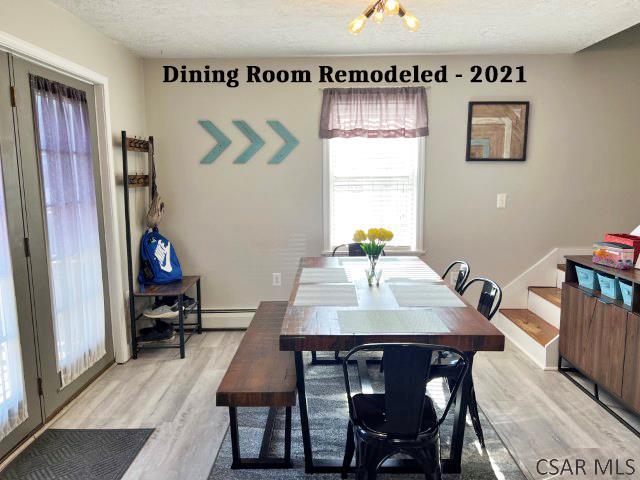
143,27 -> 640,310
2,0 -> 639,316
0,0 -> 148,328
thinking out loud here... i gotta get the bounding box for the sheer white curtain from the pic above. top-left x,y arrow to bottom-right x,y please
31,75 -> 106,387
0,165 -> 28,440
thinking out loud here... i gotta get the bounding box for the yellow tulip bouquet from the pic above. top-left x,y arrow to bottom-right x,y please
353,227 -> 394,286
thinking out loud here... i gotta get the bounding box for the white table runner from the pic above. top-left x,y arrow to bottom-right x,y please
299,267 -> 349,284
389,283 -> 466,308
293,284 -> 358,306
337,309 -> 447,334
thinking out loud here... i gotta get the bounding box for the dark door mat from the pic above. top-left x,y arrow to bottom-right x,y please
0,429 -> 153,480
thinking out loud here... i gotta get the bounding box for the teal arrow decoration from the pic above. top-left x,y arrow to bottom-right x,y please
233,120 -> 265,164
267,120 -> 299,164
198,120 -> 231,164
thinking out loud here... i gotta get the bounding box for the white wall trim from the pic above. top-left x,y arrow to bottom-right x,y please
0,30 -> 130,363
501,246 -> 592,309
322,139 -> 331,253
415,136 -> 426,252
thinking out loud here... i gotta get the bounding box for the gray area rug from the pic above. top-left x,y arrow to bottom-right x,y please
209,353 -> 525,479
0,429 -> 153,480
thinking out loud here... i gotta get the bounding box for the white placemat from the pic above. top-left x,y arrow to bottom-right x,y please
293,284 -> 358,306
299,267 -> 349,284
337,309 -> 447,334
389,283 -> 466,308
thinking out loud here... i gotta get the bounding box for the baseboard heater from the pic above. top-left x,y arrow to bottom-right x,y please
201,308 -> 257,330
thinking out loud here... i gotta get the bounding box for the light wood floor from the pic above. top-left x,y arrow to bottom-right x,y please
51,331 -> 243,480
38,332 -> 639,480
474,342 -> 640,479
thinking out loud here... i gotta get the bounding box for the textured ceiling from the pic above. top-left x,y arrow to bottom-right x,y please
51,0 -> 640,57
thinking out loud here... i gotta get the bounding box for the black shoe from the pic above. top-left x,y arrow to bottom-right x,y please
182,294 -> 196,309
138,325 -> 175,343
154,319 -> 174,334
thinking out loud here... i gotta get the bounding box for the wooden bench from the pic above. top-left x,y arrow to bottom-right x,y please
216,301 -> 296,469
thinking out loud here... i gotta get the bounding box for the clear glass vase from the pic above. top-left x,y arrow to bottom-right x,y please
365,255 -> 382,286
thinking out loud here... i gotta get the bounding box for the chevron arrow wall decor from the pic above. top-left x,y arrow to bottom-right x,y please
266,120 -> 300,164
198,120 -> 232,164
198,120 -> 299,165
232,120 -> 265,164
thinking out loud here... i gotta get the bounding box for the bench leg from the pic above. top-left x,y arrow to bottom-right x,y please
228,406 -> 293,469
229,407 -> 242,469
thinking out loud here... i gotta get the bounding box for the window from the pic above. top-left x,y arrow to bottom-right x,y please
324,136 -> 425,252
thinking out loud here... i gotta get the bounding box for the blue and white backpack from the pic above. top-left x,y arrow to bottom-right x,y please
138,227 -> 183,286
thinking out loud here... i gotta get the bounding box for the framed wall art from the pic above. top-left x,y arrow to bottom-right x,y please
466,101 -> 530,161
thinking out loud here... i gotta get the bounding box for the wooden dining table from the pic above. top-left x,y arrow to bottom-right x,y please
279,256 -> 505,475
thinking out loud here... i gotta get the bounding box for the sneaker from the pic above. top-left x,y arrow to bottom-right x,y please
144,299 -> 179,318
154,319 -> 174,333
138,326 -> 175,343
182,295 -> 196,309
163,295 -> 196,309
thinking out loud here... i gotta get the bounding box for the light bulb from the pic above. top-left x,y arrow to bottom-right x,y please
385,0 -> 400,16
348,14 -> 367,35
402,11 -> 420,32
373,7 -> 385,24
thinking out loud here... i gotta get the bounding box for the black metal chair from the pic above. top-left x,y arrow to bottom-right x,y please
429,277 -> 502,448
459,277 -> 502,321
332,243 -> 386,257
332,243 -> 365,257
441,260 -> 470,293
341,343 -> 468,480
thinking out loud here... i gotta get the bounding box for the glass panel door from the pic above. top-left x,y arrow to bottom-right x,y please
0,52 -> 43,460
11,57 -> 113,417
30,76 -> 107,387
0,163 -> 28,439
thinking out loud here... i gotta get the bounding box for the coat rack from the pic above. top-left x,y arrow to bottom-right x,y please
121,131 -> 202,359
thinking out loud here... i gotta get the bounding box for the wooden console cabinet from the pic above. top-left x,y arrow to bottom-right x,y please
561,256 -> 640,415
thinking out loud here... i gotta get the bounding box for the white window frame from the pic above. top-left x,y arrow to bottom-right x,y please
322,137 -> 426,255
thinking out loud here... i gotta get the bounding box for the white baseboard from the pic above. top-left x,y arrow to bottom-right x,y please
501,246 -> 591,309
202,311 -> 254,329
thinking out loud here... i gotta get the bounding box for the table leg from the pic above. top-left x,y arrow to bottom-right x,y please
196,278 -> 202,334
178,295 -> 185,359
295,351 -> 314,473
446,351 -> 474,474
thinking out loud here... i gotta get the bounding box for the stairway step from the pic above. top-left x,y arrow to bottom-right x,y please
557,264 -> 566,272
500,309 -> 559,346
529,286 -> 561,308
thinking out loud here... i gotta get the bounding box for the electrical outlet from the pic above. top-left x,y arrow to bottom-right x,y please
497,193 -> 507,209
272,272 -> 282,286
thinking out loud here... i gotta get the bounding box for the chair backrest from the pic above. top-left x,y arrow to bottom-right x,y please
460,277 -> 502,320
342,343 -> 468,438
441,260 -> 470,293
332,243 -> 385,257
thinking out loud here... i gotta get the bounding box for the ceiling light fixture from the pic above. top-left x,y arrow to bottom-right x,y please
348,0 -> 420,35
